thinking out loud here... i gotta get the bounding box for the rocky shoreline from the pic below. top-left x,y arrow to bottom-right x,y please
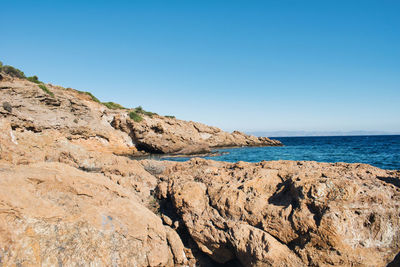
0,71 -> 399,266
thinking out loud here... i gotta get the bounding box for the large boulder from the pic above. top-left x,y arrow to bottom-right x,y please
157,159 -> 400,266
0,161 -> 187,266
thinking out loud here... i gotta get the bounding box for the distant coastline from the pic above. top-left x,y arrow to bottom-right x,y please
248,131 -> 400,138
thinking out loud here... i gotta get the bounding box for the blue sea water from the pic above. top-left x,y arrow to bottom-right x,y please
163,135 -> 400,170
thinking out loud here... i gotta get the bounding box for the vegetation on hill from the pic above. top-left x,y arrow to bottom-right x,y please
74,92 -> 127,110
0,61 -> 174,119
26,75 -> 41,84
135,106 -> 157,117
103,102 -> 126,110
127,106 -> 162,123
38,84 -> 54,97
0,61 -> 55,97
0,63 -> 26,79
128,111 -> 143,122
75,90 -> 101,103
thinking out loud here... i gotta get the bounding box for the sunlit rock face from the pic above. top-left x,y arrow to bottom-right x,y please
157,159 -> 400,266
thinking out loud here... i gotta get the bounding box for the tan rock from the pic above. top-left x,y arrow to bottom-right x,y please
111,112 -> 282,155
230,223 -> 304,267
0,118 -> 17,161
0,75 -> 137,157
165,226 -> 187,265
160,159 -> 400,266
0,161 -> 175,266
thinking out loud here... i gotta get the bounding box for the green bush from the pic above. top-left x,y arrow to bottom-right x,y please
1,65 -> 26,78
135,106 -> 157,117
145,111 -> 157,117
165,115 -> 175,119
135,106 -> 144,113
0,61 -> 3,68
27,75 -> 41,84
38,84 -> 54,97
128,111 -> 143,122
103,102 -> 126,110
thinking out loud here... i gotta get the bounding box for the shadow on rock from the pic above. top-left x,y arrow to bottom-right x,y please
377,176 -> 400,188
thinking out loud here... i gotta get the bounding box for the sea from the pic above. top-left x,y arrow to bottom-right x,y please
162,135 -> 400,170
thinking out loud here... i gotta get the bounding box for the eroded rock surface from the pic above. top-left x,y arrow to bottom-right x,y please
0,75 -> 137,156
157,159 -> 400,266
0,162 -> 180,266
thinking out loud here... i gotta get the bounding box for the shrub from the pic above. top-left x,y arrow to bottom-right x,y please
38,84 -> 54,97
103,102 -> 126,110
135,106 -> 157,117
27,75 -> 41,84
145,111 -> 157,117
135,106 -> 144,113
128,111 -> 143,122
165,115 -> 175,119
1,65 -> 25,78
0,61 -> 3,68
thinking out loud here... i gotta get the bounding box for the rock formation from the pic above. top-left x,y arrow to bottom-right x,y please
0,70 -> 399,266
0,75 -> 137,156
156,159 -> 400,266
0,73 -> 281,158
0,161 -> 182,266
111,115 -> 282,155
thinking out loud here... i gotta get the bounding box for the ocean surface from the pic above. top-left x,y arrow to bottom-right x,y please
162,135 -> 400,170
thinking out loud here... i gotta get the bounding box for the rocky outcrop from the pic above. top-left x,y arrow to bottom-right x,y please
0,161 -> 182,266
156,159 -> 400,266
0,117 -> 189,266
0,75 -> 137,156
111,115 -> 282,155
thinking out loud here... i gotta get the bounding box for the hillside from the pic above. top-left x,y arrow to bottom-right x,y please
0,65 -> 282,157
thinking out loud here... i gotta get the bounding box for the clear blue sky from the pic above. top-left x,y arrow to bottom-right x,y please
1,0 -> 399,132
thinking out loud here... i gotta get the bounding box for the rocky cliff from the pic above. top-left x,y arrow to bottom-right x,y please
0,69 -> 399,266
0,72 -> 281,157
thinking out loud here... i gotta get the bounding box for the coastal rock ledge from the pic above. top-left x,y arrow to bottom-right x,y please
111,115 -> 282,155
0,71 -> 399,266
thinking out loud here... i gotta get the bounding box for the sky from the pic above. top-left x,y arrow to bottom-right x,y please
1,0 -> 399,133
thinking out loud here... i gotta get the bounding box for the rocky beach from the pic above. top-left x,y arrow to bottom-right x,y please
0,69 -> 399,266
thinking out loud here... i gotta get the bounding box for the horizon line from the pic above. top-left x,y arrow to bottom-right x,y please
243,130 -> 400,138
